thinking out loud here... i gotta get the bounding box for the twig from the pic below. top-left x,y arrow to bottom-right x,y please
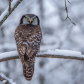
65,0 -> 76,25
0,54 -> 84,62
0,0 -> 23,26
9,0 -> 11,13
67,0 -> 71,4
0,76 -> 10,84
0,73 -> 16,84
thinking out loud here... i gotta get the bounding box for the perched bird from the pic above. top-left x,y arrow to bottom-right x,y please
14,14 -> 42,81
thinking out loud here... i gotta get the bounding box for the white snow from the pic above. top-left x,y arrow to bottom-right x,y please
0,0 -> 20,22
0,6 -> 8,22
0,49 -> 84,61
0,51 -> 18,59
0,73 -> 16,84
0,0 -> 84,84
39,49 -> 84,57
11,0 -> 18,9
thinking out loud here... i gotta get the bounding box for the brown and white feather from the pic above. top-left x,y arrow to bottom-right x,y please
14,14 -> 42,81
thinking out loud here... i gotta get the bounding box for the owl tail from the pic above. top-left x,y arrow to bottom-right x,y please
23,53 -> 35,81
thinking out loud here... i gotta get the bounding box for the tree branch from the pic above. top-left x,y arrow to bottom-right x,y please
0,49 -> 84,62
65,0 -> 76,25
0,73 -> 16,84
9,0 -> 11,13
0,0 -> 23,26
38,54 -> 84,60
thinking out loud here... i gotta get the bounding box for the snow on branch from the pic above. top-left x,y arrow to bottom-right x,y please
0,51 -> 18,62
0,49 -> 84,62
0,0 -> 23,26
0,73 -> 16,84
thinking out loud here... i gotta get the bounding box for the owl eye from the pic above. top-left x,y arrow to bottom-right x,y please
33,18 -> 35,20
26,18 -> 29,20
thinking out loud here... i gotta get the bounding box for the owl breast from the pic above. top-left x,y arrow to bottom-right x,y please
15,25 -> 42,56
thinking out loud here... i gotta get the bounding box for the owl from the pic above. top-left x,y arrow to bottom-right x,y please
14,14 -> 42,81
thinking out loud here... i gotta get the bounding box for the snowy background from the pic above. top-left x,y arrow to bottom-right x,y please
0,0 -> 84,84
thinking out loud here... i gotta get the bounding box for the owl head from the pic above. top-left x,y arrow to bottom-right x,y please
20,14 -> 40,25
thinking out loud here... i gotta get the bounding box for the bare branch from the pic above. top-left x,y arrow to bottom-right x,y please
65,0 -> 76,25
0,0 -> 23,26
67,0 -> 71,4
9,0 -> 11,13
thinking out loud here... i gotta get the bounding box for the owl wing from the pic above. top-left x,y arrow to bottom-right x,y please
15,25 -> 42,57
14,26 -> 27,56
26,27 -> 42,57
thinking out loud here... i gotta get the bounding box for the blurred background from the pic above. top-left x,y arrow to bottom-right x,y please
0,0 -> 84,84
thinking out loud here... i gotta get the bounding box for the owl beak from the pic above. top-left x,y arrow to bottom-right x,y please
30,19 -> 32,23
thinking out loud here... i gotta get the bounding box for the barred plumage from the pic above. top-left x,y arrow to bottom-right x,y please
14,14 -> 42,81
23,54 -> 35,80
